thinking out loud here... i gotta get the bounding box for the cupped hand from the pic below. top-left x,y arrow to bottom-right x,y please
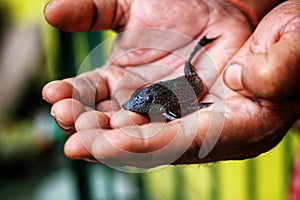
42,0 -> 266,168
221,0 -> 300,157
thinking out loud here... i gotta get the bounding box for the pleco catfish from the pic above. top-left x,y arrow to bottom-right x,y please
122,36 -> 218,121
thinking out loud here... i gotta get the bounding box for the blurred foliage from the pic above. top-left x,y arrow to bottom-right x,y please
0,0 -> 58,159
0,0 -> 47,24
0,0 -> 115,161
0,2 -> 71,199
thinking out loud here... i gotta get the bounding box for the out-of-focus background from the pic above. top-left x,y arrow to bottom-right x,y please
0,1 -> 299,200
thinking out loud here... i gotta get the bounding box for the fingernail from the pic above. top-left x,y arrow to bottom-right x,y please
223,63 -> 243,91
51,113 -> 73,130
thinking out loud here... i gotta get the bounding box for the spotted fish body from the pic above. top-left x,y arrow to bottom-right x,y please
122,36 -> 217,120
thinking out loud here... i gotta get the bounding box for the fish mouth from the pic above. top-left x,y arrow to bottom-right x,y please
122,100 -> 148,114
122,100 -> 130,110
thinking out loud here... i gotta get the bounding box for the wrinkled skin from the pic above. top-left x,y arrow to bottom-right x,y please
42,0 -> 300,167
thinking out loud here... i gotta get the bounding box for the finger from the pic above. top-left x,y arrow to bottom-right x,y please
79,99 -> 150,128
224,32 -> 300,100
68,124 -> 180,167
223,2 -> 300,100
44,0 -> 120,31
42,80 -> 80,104
65,70 -> 109,106
42,70 -> 109,106
64,134 -> 96,161
96,100 -> 120,112
75,111 -> 110,131
51,98 -> 86,135
110,110 -> 149,128
65,109 -> 216,168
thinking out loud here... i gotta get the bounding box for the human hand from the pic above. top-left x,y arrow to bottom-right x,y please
42,0 -> 268,168
221,0 -> 300,157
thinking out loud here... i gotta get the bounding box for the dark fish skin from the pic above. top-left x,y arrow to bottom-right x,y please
122,36 -> 217,120
122,73 -> 202,113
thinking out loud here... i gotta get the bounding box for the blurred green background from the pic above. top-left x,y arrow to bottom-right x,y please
0,1 -> 299,199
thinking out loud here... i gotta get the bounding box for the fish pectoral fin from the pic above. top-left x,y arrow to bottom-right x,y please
186,102 -> 213,110
162,111 -> 179,121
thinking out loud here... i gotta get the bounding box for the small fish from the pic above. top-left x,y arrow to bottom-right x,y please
122,36 -> 217,120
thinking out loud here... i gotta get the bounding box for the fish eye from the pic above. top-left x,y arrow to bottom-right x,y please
146,95 -> 154,103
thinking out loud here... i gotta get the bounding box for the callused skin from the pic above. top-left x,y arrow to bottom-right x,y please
122,36 -> 217,120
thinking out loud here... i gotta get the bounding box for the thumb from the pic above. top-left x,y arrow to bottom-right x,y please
223,1 -> 300,101
44,0 -> 119,32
